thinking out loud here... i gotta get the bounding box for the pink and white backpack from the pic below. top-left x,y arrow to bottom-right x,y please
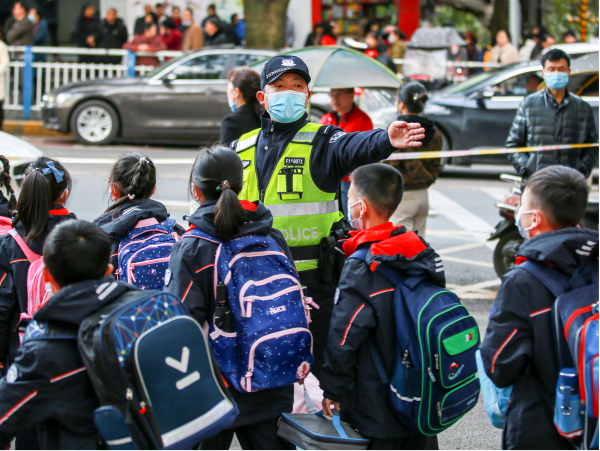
7,229 -> 51,335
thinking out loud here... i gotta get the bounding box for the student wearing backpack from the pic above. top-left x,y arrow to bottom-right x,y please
320,163 -> 440,449
166,146 -> 296,450
93,153 -> 185,288
0,157 -> 75,368
480,165 -> 598,449
0,219 -> 138,449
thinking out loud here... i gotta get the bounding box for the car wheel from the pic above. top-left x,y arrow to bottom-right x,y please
492,228 -> 523,278
71,100 -> 119,145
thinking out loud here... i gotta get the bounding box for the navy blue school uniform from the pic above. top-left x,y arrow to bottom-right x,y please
166,200 -> 295,449
0,207 -> 77,366
320,222 -> 439,449
93,198 -> 185,278
0,277 -> 136,449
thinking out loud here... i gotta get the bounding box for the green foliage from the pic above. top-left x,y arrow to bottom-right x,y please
431,5 -> 491,46
545,0 -> 598,41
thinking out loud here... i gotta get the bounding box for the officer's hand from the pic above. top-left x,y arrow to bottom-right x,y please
388,121 -> 426,148
322,398 -> 340,416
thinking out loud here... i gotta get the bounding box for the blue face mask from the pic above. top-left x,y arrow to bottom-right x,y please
229,100 -> 236,113
266,90 -> 307,123
544,72 -> 569,90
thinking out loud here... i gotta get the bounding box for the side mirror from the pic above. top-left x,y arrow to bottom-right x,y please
163,73 -> 177,84
481,89 -> 494,98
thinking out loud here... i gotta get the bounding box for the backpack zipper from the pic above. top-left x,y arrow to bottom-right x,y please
435,354 -> 439,370
128,256 -> 171,283
428,368 -> 437,383
437,402 -> 442,417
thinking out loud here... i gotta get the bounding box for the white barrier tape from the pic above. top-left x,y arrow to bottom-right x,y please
8,143 -> 599,166
384,143 -> 599,161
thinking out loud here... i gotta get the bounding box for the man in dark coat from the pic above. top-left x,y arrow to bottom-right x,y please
75,4 -> 100,64
320,163 -> 439,449
480,165 -> 598,449
35,0 -> 58,46
506,49 -> 598,183
204,17 -> 227,46
95,7 -> 128,65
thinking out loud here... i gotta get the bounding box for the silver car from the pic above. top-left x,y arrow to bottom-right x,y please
41,48 -> 276,145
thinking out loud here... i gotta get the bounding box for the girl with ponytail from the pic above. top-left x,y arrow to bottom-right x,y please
93,152 -> 185,278
0,157 -> 76,364
166,146 -> 295,449
0,156 -> 16,232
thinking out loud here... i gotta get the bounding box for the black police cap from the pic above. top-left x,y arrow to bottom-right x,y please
260,55 -> 311,90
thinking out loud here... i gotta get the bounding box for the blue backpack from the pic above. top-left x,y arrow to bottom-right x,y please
183,228 -> 313,392
117,218 -> 179,290
351,248 -> 480,436
78,288 -> 238,449
517,259 -> 599,449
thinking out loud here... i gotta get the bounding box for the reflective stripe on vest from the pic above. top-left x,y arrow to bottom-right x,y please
268,200 -> 338,217
236,123 -> 343,273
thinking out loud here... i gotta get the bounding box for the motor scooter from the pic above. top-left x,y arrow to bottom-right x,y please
489,174 -> 600,278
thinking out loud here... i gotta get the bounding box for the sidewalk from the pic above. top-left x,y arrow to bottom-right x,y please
3,120 -> 68,137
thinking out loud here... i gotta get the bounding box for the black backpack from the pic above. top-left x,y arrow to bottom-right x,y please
78,286 -> 238,449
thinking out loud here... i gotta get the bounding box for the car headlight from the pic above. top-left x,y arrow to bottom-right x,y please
42,93 -> 54,104
55,92 -> 73,106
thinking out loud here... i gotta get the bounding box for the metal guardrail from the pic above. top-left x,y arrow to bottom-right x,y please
392,58 -> 505,69
5,45 -> 182,118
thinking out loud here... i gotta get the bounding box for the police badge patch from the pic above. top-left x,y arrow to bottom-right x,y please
242,160 -> 251,169
164,269 -> 172,286
329,131 -> 346,143
334,288 -> 341,305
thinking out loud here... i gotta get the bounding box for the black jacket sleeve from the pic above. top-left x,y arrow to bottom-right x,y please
506,99 -> 530,177
166,238 -> 215,325
0,339 -> 96,448
479,269 -> 536,388
0,238 -> 20,365
580,102 -> 599,177
220,114 -> 240,146
320,258 -> 377,402
310,127 -> 397,193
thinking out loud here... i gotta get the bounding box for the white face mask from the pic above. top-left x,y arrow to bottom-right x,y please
347,198 -> 365,231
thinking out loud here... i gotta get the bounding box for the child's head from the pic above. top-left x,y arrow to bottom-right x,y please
0,155 -> 16,213
15,157 -> 71,242
43,220 -> 113,289
519,165 -> 589,238
349,164 -> 404,230
105,153 -> 156,215
190,146 -> 244,240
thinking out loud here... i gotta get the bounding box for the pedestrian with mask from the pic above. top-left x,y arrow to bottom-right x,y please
231,55 -> 425,382
480,165 -> 598,449
220,67 -> 263,144
506,49 -> 598,185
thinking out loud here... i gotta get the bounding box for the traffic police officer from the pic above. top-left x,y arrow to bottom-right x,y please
231,55 -> 425,380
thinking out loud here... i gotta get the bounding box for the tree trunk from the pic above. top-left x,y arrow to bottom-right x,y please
244,0 -> 290,49
489,0 -> 509,38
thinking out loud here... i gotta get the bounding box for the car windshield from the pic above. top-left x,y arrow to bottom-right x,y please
438,68 -> 505,94
143,54 -> 190,78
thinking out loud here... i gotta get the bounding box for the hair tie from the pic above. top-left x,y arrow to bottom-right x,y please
216,180 -> 230,192
40,161 -> 64,183
128,193 -> 136,200
413,93 -> 420,101
139,157 -> 149,165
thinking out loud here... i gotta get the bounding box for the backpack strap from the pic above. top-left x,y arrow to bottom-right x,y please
368,338 -> 390,386
331,414 -> 349,439
182,227 -> 222,245
515,260 -> 570,298
8,229 -> 41,264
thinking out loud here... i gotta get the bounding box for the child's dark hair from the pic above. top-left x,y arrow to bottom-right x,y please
526,165 -> 588,228
0,156 -> 16,212
398,82 -> 429,114
14,157 -> 72,243
351,163 -> 404,217
104,153 -> 156,215
190,146 -> 244,241
43,220 -> 112,287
